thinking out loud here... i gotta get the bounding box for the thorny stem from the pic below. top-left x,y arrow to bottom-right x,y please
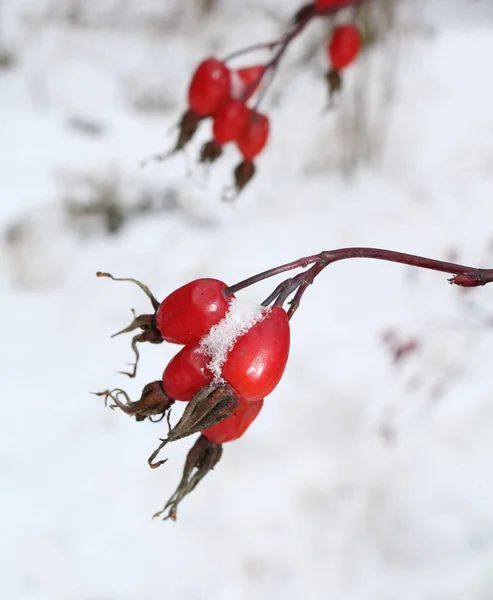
225,247 -> 492,317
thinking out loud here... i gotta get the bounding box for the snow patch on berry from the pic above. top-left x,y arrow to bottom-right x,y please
199,298 -> 268,381
230,70 -> 243,99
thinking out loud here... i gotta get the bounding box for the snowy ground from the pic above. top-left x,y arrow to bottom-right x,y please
2,0 -> 493,598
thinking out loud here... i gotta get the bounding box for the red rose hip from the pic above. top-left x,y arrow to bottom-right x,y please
221,306 -> 290,401
162,342 -> 213,402
231,65 -> 266,101
236,110 -> 270,161
212,99 -> 249,144
202,396 -> 264,444
314,0 -> 348,10
328,25 -> 362,71
188,57 -> 231,117
156,278 -> 233,345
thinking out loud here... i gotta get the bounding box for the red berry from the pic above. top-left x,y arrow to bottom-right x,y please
162,342 -> 213,402
314,0 -> 348,10
202,396 -> 264,444
231,65 -> 266,101
212,99 -> 249,144
328,25 -> 362,71
221,307 -> 290,401
188,58 -> 231,117
236,110 -> 270,161
156,279 -> 233,345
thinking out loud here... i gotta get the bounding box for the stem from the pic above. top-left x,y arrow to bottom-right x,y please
223,40 -> 282,63
314,0 -> 371,16
224,253 -> 320,296
262,0 -> 372,75
227,246 -> 491,314
253,9 -> 314,108
318,247 -> 487,277
223,0 -> 374,109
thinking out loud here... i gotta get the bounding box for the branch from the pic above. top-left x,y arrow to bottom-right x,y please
225,247 -> 490,318
223,0 -> 373,107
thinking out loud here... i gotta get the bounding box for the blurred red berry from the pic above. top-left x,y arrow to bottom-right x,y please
231,65 -> 266,101
203,396 -> 264,444
162,342 -> 213,402
213,99 -> 250,144
328,25 -> 362,71
156,279 -> 233,345
236,110 -> 270,161
314,0 -> 348,10
221,306 -> 290,401
188,57 -> 231,117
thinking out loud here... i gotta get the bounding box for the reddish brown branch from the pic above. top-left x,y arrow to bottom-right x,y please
225,247 -> 491,316
223,0 -> 373,108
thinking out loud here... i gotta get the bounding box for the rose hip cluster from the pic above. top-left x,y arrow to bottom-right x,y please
97,243 -> 492,519
159,281 -> 290,406
96,272 -> 290,519
174,58 -> 269,196
150,0 -> 365,197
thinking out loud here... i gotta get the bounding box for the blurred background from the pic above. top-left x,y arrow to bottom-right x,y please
2,0 -> 493,598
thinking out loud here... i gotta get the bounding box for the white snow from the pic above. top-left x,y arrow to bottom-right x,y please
199,298 -> 268,381
2,0 -> 493,599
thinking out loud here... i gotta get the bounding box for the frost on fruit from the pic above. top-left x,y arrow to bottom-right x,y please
199,298 -> 268,382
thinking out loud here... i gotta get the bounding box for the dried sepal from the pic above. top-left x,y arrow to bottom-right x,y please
94,380 -> 174,422
147,383 -> 239,469
222,159 -> 256,201
325,68 -> 342,103
115,317 -> 163,378
293,3 -> 316,25
96,271 -> 160,310
200,140 -> 223,163
140,109 -> 202,167
97,272 -> 163,377
175,109 -> 201,152
153,434 -> 223,521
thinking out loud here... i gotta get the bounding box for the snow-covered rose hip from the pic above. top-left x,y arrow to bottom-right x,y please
162,304 -> 290,403
220,306 -> 290,401
199,305 -> 290,402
